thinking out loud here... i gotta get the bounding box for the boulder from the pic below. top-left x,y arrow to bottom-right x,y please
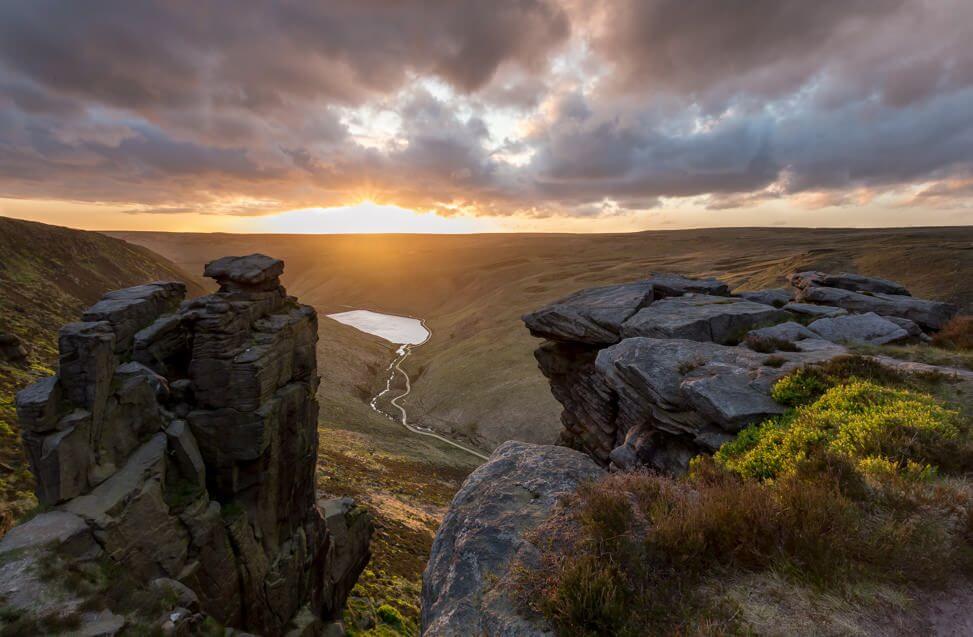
647,273 -> 730,297
422,441 -> 602,637
23,411 -> 93,503
799,286 -> 956,331
595,337 -> 837,469
808,312 -> 911,346
782,301 -> 849,319
882,315 -> 924,339
203,254 -> 284,292
682,368 -> 788,433
745,322 -> 818,351
737,288 -> 793,307
522,280 -> 654,344
621,294 -> 788,344
0,510 -> 96,558
789,271 -> 911,296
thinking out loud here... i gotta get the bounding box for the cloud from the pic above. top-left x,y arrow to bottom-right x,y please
584,0 -> 972,111
0,0 -> 971,221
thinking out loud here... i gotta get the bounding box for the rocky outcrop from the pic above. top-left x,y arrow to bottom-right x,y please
421,441 -> 602,637
4,255 -> 371,636
790,271 -> 956,330
525,271 -> 958,472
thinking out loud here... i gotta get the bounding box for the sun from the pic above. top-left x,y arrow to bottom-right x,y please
247,202 -> 496,234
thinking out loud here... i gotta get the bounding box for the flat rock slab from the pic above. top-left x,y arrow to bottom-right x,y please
422,441 -> 602,637
647,273 -> 730,297
809,312 -> 911,345
0,511 -> 93,556
682,368 -> 788,432
737,288 -> 793,307
799,286 -> 957,331
746,322 -> 817,349
621,294 -> 788,344
523,280 -> 654,344
782,302 -> 848,319
790,271 -> 911,296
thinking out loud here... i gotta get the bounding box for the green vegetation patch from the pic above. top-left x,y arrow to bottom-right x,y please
717,380 -> 962,481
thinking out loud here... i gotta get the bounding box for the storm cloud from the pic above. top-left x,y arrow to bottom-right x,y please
0,0 -> 971,219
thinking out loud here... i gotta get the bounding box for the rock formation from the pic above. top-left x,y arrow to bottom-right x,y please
523,271 -> 958,472
3,255 -> 371,636
421,441 -> 601,637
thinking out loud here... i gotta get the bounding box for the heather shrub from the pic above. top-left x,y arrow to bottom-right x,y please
932,315 -> 973,351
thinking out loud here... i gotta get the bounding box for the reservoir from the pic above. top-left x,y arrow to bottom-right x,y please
326,310 -> 429,345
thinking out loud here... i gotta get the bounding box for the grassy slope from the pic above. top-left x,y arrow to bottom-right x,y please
0,216 -> 206,532
114,226 -> 973,451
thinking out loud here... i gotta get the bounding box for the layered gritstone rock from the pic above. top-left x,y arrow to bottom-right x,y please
524,271 -> 958,472
422,441 -> 602,637
7,254 -> 371,636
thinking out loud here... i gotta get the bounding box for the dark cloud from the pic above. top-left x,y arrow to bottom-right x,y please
586,0 -> 973,111
0,0 -> 569,113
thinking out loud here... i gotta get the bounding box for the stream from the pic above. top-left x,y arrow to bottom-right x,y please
327,310 -> 489,461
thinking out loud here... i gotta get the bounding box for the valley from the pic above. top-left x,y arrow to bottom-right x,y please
114,226 -> 973,452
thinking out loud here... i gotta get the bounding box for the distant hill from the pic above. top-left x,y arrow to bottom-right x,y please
0,215 -> 205,531
113,225 -> 973,453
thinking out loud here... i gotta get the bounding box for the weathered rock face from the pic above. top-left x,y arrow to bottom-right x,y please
5,254 -> 371,636
525,271 -> 958,472
421,441 -> 602,637
790,271 -> 956,330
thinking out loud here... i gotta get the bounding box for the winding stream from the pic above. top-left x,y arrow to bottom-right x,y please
327,310 -> 489,461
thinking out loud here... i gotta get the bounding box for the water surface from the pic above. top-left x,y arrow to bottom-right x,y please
327,310 -> 428,345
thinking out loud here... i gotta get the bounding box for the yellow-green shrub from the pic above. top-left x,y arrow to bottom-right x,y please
717,380 -> 961,481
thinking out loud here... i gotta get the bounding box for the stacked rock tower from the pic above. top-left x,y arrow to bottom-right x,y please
6,254 -> 370,635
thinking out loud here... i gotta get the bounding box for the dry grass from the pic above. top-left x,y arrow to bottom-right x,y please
932,315 -> 973,351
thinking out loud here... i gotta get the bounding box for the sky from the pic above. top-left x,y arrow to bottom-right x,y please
0,0 -> 971,233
